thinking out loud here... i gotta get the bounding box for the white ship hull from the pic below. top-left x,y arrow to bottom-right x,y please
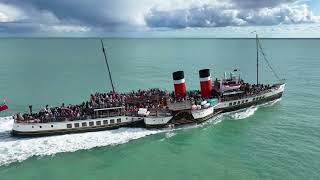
144,116 -> 173,127
191,106 -> 214,120
12,116 -> 143,137
215,84 -> 285,112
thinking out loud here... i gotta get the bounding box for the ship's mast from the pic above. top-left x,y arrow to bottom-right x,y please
100,39 -> 115,93
256,34 -> 259,85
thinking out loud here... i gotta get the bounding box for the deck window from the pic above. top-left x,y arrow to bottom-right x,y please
96,121 -> 101,126
74,123 -> 79,128
229,103 -> 232,106
117,118 -> 121,123
103,120 -> 108,125
67,124 -> 72,128
82,122 -> 87,127
237,101 -> 240,105
51,125 -> 53,128
241,100 -> 244,104
89,122 -> 94,126
110,119 -> 115,124
245,100 -> 248,102
253,98 -> 256,101
233,102 -> 237,105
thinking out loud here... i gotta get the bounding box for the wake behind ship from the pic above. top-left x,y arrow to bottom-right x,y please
11,35 -> 285,137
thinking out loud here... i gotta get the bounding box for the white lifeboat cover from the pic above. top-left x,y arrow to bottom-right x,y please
138,108 -> 148,116
203,103 -> 210,108
200,101 -> 207,106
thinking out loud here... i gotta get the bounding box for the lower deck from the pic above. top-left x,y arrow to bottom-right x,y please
12,116 -> 144,137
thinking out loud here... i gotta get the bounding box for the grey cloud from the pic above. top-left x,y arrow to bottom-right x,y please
2,0 -> 129,29
0,0 -> 319,36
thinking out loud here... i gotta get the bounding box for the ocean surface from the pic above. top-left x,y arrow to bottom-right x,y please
0,38 -> 319,180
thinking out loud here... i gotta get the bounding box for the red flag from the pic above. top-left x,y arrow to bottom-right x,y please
0,104 -> 8,112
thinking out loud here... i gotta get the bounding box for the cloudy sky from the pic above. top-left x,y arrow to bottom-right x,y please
0,0 -> 320,37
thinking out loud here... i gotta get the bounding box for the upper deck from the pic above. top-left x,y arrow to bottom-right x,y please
15,106 -> 138,124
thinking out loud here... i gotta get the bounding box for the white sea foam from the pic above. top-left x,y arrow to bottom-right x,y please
228,98 -> 282,120
0,116 -> 164,166
229,106 -> 258,120
263,98 -> 282,107
0,116 -> 14,132
165,131 -> 176,139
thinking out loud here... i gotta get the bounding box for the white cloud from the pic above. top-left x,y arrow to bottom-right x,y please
0,3 -> 25,22
40,24 -> 91,33
145,2 -> 320,28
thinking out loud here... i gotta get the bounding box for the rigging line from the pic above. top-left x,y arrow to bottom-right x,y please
257,39 -> 282,81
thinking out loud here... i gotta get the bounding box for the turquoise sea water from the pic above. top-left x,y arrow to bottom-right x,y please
0,38 -> 319,179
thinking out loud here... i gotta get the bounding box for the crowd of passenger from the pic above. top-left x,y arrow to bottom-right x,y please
16,88 -> 172,122
17,102 -> 92,122
90,88 -> 169,110
241,83 -> 273,95
168,90 -> 205,104
16,82 -> 277,122
220,83 -> 274,101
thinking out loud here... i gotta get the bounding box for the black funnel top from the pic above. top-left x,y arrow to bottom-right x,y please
173,71 -> 184,80
199,69 -> 210,78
